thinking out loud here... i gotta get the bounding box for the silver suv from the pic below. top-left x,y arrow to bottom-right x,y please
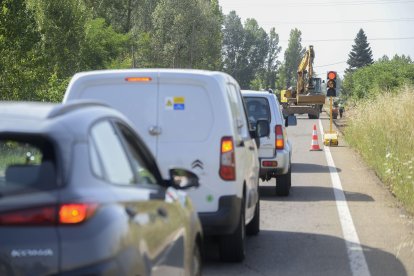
242,91 -> 297,196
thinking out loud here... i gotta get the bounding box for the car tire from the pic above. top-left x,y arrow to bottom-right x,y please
276,166 -> 291,196
246,195 -> 260,236
219,199 -> 245,262
191,243 -> 202,276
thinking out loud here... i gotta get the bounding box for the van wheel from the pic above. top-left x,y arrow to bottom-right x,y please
219,199 -> 245,262
246,195 -> 260,236
276,167 -> 291,196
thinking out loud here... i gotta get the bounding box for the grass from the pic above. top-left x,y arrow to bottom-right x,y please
344,85 -> 414,213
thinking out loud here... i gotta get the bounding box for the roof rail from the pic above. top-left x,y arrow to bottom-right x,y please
47,100 -> 109,119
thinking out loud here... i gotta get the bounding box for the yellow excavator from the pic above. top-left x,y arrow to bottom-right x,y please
280,45 -> 326,119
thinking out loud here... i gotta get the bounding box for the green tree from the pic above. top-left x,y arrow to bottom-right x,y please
222,11 -> 245,80
282,28 -> 304,89
346,28 -> 373,73
222,12 -> 269,89
27,0 -> 89,79
260,27 -> 281,90
239,18 -> 268,88
342,55 -> 414,99
0,0 -> 44,100
152,0 -> 221,68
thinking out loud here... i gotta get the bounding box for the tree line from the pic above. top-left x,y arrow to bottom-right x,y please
1,0 -> 412,102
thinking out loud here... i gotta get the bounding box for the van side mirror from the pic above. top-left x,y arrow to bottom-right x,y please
285,115 -> 297,127
168,168 -> 199,190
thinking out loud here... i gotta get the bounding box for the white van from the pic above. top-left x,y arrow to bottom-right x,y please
63,69 -> 269,262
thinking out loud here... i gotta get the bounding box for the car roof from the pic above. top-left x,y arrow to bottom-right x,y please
0,101 -> 125,140
241,90 -> 274,96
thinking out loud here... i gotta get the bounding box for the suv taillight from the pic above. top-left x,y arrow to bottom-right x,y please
0,203 -> 98,226
275,125 -> 284,150
219,136 -> 236,180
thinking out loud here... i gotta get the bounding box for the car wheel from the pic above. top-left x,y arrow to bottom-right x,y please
246,195 -> 260,236
191,243 -> 202,276
276,167 -> 291,196
219,199 -> 245,262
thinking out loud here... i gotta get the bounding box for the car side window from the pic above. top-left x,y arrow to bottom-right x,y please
114,122 -> 159,186
90,120 -> 135,185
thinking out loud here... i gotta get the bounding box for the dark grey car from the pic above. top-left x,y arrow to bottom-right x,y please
0,101 -> 203,276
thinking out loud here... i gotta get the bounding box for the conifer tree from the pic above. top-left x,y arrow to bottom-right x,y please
346,28 -> 374,72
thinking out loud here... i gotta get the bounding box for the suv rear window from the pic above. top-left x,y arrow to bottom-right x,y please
244,97 -> 271,127
0,137 -> 57,196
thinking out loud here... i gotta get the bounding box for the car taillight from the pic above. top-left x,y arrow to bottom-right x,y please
219,136 -> 236,181
59,203 -> 98,224
275,125 -> 284,150
0,203 -> 98,226
0,206 -> 57,225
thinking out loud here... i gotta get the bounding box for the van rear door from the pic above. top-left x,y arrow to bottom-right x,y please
156,73 -> 215,178
64,71 -> 159,156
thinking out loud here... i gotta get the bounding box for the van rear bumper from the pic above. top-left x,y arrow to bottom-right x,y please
198,195 -> 241,236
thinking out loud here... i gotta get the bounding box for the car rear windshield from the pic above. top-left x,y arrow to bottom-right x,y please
244,97 -> 271,126
0,137 -> 57,196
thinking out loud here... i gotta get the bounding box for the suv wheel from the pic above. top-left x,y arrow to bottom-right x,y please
219,199 -> 245,262
276,166 -> 291,196
246,195 -> 260,236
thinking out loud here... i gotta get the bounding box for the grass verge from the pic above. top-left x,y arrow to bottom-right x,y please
344,85 -> 414,213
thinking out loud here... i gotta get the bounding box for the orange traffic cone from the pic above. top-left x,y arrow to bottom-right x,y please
310,124 -> 322,151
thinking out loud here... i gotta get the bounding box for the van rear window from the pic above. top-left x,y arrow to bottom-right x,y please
244,97 -> 271,126
0,138 -> 57,196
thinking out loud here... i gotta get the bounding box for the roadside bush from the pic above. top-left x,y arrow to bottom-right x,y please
342,57 -> 414,100
345,85 -> 414,212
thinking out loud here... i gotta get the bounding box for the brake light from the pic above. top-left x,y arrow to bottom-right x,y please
219,137 -> 236,180
125,77 -> 152,82
262,161 -> 278,167
0,203 -> 98,226
275,125 -> 284,149
59,203 -> 98,224
0,206 -> 57,225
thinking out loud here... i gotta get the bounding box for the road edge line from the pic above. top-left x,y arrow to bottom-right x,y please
318,119 -> 370,276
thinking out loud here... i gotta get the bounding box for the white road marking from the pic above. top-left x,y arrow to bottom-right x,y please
318,119 -> 371,276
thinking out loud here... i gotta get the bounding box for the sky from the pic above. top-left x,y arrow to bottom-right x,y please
218,0 -> 414,78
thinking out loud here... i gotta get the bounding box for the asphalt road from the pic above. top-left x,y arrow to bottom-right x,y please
203,111 -> 414,276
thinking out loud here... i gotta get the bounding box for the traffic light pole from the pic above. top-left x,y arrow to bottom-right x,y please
330,96 -> 333,133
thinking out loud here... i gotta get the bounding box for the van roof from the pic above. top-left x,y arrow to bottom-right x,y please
70,69 -> 235,83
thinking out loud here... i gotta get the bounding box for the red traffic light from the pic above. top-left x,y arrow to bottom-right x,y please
327,71 -> 337,80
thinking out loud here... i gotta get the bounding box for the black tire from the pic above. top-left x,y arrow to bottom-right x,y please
246,196 -> 260,236
191,243 -> 202,276
308,113 -> 319,119
219,199 -> 245,262
276,167 -> 291,196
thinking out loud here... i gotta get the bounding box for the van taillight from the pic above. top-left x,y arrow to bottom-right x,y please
219,137 -> 236,181
0,204 -> 98,226
275,125 -> 284,149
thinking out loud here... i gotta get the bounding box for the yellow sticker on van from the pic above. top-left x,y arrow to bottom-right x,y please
165,97 -> 185,110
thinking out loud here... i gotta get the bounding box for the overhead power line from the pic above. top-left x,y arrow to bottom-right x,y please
262,18 -> 414,25
280,37 -> 414,42
315,61 -> 347,68
224,0 -> 414,7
